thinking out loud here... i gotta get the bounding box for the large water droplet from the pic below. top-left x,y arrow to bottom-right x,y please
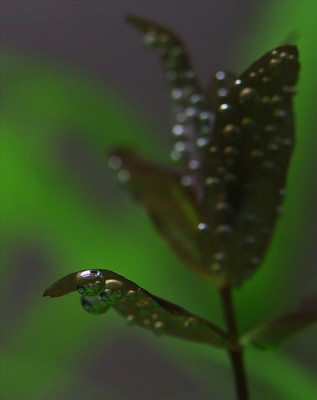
76,270 -> 105,297
80,295 -> 110,315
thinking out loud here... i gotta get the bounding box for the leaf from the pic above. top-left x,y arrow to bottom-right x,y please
126,15 -> 212,198
108,148 -> 215,280
44,269 -> 235,349
125,16 -> 300,287
241,294 -> 317,349
198,46 -> 300,286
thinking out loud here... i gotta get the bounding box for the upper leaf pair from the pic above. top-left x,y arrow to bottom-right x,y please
110,15 -> 300,287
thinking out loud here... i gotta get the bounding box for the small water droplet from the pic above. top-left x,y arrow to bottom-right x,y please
171,88 -> 183,100
100,279 -> 125,304
219,103 -> 230,112
108,156 -> 122,170
143,31 -> 158,47
261,160 -> 275,172
223,124 -> 240,136
211,262 -> 222,272
269,58 -> 281,68
208,145 -> 218,153
250,256 -> 261,266
176,112 -> 187,123
264,124 -> 277,134
234,79 -> 242,86
172,124 -> 185,136
185,107 -> 199,118
279,187 -> 287,196
180,175 -> 192,187
184,317 -> 198,328
216,225 -> 232,234
201,125 -> 212,135
218,88 -> 228,97
196,137 -> 209,147
250,149 -> 264,159
214,252 -> 226,261
126,290 -> 137,298
80,295 -> 110,315
215,71 -> 226,80
224,146 -> 238,156
239,87 -> 257,103
205,176 -> 220,186
197,222 -> 209,231
188,159 -> 200,170
126,314 -> 135,325
241,117 -> 255,130
199,111 -> 214,122
267,142 -> 279,151
215,202 -> 231,212
76,270 -> 105,297
174,141 -> 186,152
190,94 -> 205,105
118,169 -> 130,183
274,109 -> 287,119
153,320 -> 164,329
245,236 -> 257,245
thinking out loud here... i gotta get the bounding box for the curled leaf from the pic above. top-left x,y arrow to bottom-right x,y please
241,294 -> 317,349
44,269 -> 236,349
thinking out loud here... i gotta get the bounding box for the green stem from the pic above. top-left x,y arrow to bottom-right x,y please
220,286 -> 249,400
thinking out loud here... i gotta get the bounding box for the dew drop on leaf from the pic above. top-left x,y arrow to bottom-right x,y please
76,270 -> 105,297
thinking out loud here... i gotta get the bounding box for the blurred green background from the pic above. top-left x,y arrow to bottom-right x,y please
1,1 -> 316,399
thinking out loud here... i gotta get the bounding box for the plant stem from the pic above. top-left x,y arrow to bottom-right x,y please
220,286 -> 249,400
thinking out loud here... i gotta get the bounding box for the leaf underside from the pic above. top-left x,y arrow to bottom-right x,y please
123,15 -> 300,287
44,269 -> 235,349
241,294 -> 317,349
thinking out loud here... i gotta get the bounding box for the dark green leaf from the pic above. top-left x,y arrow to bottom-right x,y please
198,46 -> 300,286
44,269 -> 235,349
108,148 -> 215,280
241,294 -> 317,349
126,15 -> 211,195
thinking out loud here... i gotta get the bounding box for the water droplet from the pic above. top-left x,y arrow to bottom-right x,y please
208,145 -> 218,153
153,320 -> 164,329
216,225 -> 232,234
118,169 -> 130,183
271,95 -> 282,105
264,124 -> 277,134
201,126 -> 212,135
250,256 -> 261,266
261,160 -> 275,172
224,146 -> 238,156
234,79 -> 242,86
219,103 -> 230,112
100,279 -> 125,304
279,187 -> 287,196
152,313 -> 159,320
174,141 -> 186,152
269,58 -> 281,68
214,252 -> 226,261
249,71 -> 258,80
80,295 -> 110,315
180,175 -> 192,187
250,149 -> 264,159
267,142 -> 279,151
241,117 -> 255,130
274,109 -> 287,119
199,111 -> 214,122
108,156 -> 122,170
218,88 -> 228,97
170,150 -> 182,161
215,71 -> 226,80
239,87 -> 257,103
185,107 -> 199,118
223,124 -> 240,136
188,159 -> 200,170
245,236 -> 257,245
143,31 -> 158,47
215,202 -> 231,212
171,88 -> 183,100
76,270 -> 105,297
126,290 -> 137,298
211,262 -> 222,272
196,137 -> 209,147
172,124 -> 185,136
126,314 -> 135,325
205,176 -> 220,186
184,316 -> 198,328
190,94 -> 205,105
197,222 -> 209,231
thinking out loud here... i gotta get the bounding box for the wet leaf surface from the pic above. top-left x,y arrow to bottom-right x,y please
121,16 -> 300,287
44,269 -> 236,349
241,294 -> 317,349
